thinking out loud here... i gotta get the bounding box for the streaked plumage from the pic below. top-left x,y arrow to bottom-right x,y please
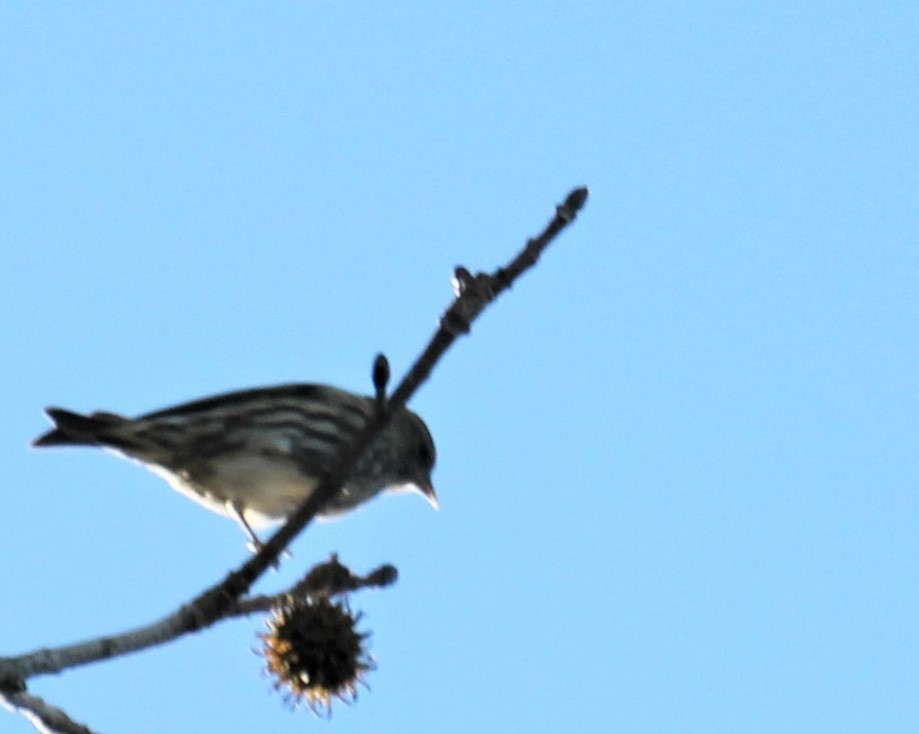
33,384 -> 437,545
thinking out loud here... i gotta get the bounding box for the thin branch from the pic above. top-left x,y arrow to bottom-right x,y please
188,186 -> 589,621
0,557 -> 396,683
0,557 -> 392,733
0,690 -> 95,734
230,555 -> 398,617
0,186 -> 589,692
391,186 -> 590,405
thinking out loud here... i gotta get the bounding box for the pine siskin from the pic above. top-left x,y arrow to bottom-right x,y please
33,384 -> 437,545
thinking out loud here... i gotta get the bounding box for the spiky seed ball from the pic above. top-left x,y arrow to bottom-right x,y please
259,595 -> 374,715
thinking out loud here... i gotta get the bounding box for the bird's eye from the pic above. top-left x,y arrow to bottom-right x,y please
416,441 -> 433,467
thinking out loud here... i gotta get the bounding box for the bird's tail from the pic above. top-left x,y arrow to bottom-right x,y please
33,408 -> 130,448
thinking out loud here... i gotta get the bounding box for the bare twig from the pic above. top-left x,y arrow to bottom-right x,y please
0,690 -> 95,734
230,555 -> 398,617
0,557 -> 396,683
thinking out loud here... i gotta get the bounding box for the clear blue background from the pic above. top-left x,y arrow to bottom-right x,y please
2,3 -> 917,732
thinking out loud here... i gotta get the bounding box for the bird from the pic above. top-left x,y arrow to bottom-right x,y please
33,384 -> 438,547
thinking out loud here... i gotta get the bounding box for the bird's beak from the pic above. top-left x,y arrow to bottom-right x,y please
417,480 -> 439,510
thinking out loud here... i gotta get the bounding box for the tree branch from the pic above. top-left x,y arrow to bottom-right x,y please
0,556 -> 397,683
0,690 -> 95,734
172,185 -> 589,634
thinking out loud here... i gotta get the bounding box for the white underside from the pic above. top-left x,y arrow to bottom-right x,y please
139,453 -> 424,530
147,455 -> 320,529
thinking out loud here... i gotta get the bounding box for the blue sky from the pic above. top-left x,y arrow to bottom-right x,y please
2,3 -> 917,732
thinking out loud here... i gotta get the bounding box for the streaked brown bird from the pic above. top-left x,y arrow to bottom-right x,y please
33,384 -> 437,547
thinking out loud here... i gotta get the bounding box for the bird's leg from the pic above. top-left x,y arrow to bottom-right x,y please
230,503 -> 290,563
230,503 -> 266,552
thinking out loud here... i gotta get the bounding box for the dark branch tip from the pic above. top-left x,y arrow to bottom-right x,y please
451,265 -> 475,297
364,564 -> 399,588
567,186 -> 589,210
372,354 -> 390,403
558,186 -> 590,222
